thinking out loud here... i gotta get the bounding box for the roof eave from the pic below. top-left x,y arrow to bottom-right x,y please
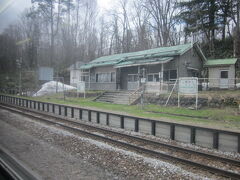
114,58 -> 173,68
193,43 -> 207,62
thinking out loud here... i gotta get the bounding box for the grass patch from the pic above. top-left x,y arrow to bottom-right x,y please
2,93 -> 240,131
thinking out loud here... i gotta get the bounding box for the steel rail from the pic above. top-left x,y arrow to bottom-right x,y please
0,148 -> 39,180
1,103 -> 240,179
1,102 -> 239,166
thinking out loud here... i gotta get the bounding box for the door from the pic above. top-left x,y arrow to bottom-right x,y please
127,74 -> 139,90
220,70 -> 229,89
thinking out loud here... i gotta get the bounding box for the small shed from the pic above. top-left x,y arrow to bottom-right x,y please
205,58 -> 240,89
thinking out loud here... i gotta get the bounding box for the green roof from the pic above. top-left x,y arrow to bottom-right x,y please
205,58 -> 238,67
80,43 -> 194,69
115,57 -> 173,68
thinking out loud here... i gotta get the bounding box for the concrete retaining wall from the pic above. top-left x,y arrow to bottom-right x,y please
195,129 -> 213,148
109,114 -> 121,128
175,126 -> 191,143
139,120 -> 151,135
124,117 -> 135,131
99,113 -> 107,125
219,133 -> 238,152
1,95 -> 239,153
155,123 -> 171,138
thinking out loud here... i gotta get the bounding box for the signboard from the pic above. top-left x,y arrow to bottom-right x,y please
178,77 -> 198,109
38,67 -> 53,81
178,77 -> 198,95
140,78 -> 146,83
77,81 -> 86,98
77,81 -> 85,93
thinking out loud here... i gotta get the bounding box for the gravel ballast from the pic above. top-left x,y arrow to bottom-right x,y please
0,109 -> 222,179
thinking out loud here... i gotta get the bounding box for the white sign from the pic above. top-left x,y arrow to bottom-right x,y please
178,77 -> 198,95
140,78 -> 146,83
77,82 -> 85,93
178,77 -> 198,109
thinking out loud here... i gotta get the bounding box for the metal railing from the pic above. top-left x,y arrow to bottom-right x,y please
0,94 -> 240,153
128,86 -> 143,105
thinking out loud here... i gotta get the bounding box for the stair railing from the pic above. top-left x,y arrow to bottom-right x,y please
128,86 -> 143,105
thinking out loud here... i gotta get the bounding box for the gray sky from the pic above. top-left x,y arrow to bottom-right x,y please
0,0 -> 31,32
0,0 -> 114,33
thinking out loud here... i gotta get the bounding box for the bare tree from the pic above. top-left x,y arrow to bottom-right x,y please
144,0 -> 177,46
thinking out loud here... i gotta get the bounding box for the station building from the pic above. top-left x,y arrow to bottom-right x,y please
70,43 -> 206,93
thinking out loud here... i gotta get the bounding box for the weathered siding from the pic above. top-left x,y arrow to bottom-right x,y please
88,66 -> 117,90
208,65 -> 235,88
84,47 -> 203,91
178,49 -> 203,78
120,66 -> 138,90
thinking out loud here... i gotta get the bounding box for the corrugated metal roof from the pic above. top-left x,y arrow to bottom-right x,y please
80,43 -> 193,69
205,58 -> 238,67
115,57 -> 173,68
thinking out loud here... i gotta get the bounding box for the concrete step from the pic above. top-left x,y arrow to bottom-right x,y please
94,91 -> 137,105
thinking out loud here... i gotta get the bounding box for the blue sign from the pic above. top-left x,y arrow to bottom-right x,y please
38,67 -> 53,81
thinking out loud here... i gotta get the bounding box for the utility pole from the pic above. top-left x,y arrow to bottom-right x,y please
16,58 -> 22,96
140,67 -> 146,109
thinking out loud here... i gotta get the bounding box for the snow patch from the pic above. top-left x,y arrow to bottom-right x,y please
33,81 -> 76,96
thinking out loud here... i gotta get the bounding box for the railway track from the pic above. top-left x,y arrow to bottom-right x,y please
0,147 -> 39,180
1,102 -> 240,179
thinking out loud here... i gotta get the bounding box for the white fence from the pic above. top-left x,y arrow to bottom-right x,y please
144,78 -> 240,94
198,78 -> 240,90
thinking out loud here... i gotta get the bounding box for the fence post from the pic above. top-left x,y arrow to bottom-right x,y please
106,113 -> 109,126
88,110 -> 91,121
213,131 -> 219,149
59,105 -> 61,115
135,119 -> 139,132
64,106 -> 67,116
190,127 -> 196,144
151,121 -> 156,136
71,107 -> 74,118
79,109 -> 82,119
120,116 -> 124,129
97,112 -> 100,123
170,124 -> 175,140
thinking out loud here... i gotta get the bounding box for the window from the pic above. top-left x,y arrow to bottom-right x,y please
147,74 -> 153,82
169,70 -> 177,80
163,71 -> 169,81
154,74 -> 160,82
163,69 -> 177,81
221,71 -> 228,78
96,72 -> 115,82
111,72 -> 116,82
81,76 -> 88,82
147,73 -> 159,82
128,74 -> 138,82
96,74 -> 98,82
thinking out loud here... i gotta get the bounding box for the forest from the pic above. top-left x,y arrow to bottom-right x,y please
0,0 -> 239,90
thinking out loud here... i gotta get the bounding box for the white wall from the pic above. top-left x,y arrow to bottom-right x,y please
70,69 -> 82,87
208,65 -> 235,88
